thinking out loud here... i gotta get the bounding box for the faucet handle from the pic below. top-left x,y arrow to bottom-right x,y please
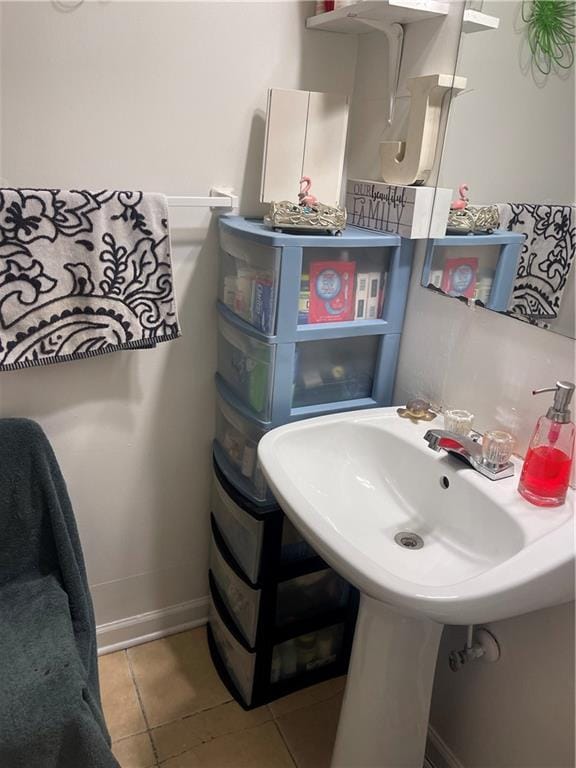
444,409 -> 475,436
482,430 -> 515,469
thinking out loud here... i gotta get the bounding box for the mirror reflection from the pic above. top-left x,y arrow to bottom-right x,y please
432,0 -> 575,339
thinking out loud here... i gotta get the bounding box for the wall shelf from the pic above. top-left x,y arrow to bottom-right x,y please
306,1 -> 450,124
307,3 -> 498,35
306,0 -> 449,34
462,9 -> 500,34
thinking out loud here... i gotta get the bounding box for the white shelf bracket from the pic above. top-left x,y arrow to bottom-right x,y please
354,17 -> 404,125
210,187 -> 239,214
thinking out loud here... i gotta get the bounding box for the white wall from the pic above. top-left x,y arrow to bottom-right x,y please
430,602 -> 575,768
0,0 -> 357,643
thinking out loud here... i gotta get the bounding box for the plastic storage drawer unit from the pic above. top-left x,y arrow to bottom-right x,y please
214,388 -> 272,504
217,315 -> 275,421
219,229 -> 281,336
210,531 -> 350,648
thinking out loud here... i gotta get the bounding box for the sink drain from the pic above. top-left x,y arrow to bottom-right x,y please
394,531 -> 424,550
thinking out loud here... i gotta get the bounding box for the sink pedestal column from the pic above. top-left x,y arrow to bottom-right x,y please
331,594 -> 443,768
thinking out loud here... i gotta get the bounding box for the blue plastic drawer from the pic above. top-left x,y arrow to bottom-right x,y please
219,230 -> 281,336
293,335 -> 379,408
217,316 -> 276,421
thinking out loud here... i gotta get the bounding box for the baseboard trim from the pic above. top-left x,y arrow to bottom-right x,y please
96,596 -> 210,655
426,725 -> 464,768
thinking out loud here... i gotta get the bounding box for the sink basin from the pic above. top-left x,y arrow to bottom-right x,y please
259,407 -> 573,625
258,407 -> 574,767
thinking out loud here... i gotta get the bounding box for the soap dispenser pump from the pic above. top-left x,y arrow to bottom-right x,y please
518,381 -> 575,507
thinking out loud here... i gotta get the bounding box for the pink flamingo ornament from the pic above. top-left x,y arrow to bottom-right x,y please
298,176 -> 318,208
451,183 -> 469,210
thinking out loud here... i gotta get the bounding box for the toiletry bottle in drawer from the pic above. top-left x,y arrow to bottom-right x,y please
518,381 -> 575,507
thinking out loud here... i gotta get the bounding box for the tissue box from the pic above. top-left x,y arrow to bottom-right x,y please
345,180 -> 452,239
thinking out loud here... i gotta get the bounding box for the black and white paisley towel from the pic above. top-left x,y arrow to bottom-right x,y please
498,203 -> 575,325
0,189 -> 180,371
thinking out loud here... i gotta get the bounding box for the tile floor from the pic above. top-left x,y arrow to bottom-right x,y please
99,627 -> 345,768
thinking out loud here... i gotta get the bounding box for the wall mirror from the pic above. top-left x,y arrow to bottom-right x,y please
428,0 -> 575,339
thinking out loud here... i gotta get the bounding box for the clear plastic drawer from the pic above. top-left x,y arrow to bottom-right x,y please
209,599 -> 256,705
293,335 -> 379,408
210,471 -> 316,586
219,230 -> 281,336
299,247 -> 391,325
211,472 -> 266,584
214,390 -> 272,504
210,535 -> 262,647
209,597 -> 346,706
217,316 -> 275,421
210,532 -> 350,648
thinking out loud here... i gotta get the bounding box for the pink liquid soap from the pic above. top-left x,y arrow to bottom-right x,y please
518,446 -> 572,507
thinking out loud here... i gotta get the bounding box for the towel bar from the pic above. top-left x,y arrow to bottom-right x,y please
167,188 -> 238,212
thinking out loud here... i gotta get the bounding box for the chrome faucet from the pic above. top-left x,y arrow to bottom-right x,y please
423,429 -> 515,480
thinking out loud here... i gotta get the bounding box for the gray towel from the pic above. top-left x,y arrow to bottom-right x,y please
0,418 -> 119,768
498,203 -> 575,324
0,189 -> 181,370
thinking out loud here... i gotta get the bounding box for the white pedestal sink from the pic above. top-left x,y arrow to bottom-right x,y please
258,408 -> 574,768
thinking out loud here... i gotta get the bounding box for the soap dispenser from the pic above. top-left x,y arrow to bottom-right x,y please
518,381 -> 575,507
